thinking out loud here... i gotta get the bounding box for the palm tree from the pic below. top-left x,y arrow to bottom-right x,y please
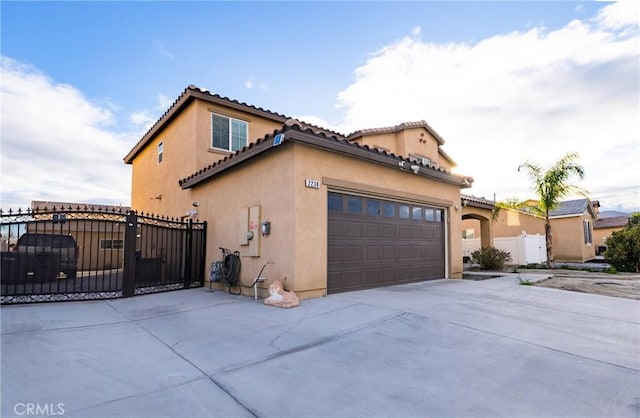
518,152 -> 586,268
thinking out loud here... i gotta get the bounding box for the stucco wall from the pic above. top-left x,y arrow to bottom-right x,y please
550,215 -> 596,262
352,127 -> 453,171
130,102 -> 198,217
492,210 -> 545,237
130,99 -> 282,218
191,145 -> 297,297
190,141 -> 464,299
593,226 -> 623,249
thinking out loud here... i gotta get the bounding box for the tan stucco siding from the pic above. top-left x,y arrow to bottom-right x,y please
191,146 -> 297,297
492,210 -> 545,237
131,99 -> 283,218
292,143 -> 463,291
352,127 -> 451,169
131,102 -> 198,217
194,100 -> 282,170
550,215 -> 596,262
190,141 -> 464,299
594,226 -> 623,248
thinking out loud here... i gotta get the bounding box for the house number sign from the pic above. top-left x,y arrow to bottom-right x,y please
305,179 -> 320,189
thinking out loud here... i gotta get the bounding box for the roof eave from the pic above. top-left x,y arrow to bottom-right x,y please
181,127 -> 472,190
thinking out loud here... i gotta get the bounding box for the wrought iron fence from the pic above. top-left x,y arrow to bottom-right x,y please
0,206 -> 206,304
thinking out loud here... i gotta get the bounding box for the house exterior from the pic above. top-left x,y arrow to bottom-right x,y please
594,215 -> 630,255
549,198 -> 600,262
125,85 -> 473,298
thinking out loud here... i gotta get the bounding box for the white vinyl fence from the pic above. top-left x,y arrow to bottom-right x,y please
463,232 -> 547,265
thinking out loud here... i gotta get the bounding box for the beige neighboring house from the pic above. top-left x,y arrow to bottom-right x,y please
124,85 -> 473,298
29,201 -> 130,270
548,198 -> 600,263
460,195 -> 547,265
462,197 -> 604,264
594,215 -> 630,255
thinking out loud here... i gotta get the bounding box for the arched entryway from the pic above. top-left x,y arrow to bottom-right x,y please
460,196 -> 495,262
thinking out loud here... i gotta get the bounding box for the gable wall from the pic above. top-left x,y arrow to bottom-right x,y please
130,99 -> 283,217
131,101 -> 198,216
352,127 -> 450,169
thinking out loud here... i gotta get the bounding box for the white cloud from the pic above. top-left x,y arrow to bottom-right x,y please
0,56 -> 133,209
244,80 -> 254,89
334,0 -> 640,212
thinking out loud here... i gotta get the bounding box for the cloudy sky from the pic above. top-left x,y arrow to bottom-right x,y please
1,1 -> 638,212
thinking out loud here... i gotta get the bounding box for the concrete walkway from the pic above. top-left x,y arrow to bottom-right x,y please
2,274 -> 639,418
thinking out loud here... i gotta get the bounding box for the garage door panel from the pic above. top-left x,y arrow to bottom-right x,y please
383,246 -> 396,260
328,220 -> 344,236
398,225 -> 412,239
382,224 -> 396,239
367,223 -> 381,238
345,246 -> 363,262
347,222 -> 364,238
366,245 -> 380,260
328,192 -> 445,294
345,270 -> 364,288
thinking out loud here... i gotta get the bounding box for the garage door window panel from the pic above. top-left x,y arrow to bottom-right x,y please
367,200 -> 381,216
412,207 -> 423,221
348,197 -> 363,215
399,205 -> 410,219
383,202 -> 395,217
328,194 -> 343,212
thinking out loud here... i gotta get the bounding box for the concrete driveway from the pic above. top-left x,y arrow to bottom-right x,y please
2,274 -> 639,418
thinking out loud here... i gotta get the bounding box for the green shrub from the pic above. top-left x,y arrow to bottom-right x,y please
604,213 -> 640,273
471,246 -> 512,271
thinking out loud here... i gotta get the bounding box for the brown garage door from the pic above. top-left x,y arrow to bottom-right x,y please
327,192 -> 445,293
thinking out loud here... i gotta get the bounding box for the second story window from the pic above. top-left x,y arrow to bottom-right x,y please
211,113 -> 248,152
158,142 -> 163,163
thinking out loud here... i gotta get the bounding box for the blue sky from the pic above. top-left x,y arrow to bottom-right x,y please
1,1 -> 639,212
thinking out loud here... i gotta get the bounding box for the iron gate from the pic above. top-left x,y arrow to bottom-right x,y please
0,206 -> 206,304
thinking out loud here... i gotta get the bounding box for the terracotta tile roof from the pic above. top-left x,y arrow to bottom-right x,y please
461,195 -> 495,210
179,123 -> 473,190
347,120 -> 445,145
123,85 -> 290,164
595,215 -> 630,229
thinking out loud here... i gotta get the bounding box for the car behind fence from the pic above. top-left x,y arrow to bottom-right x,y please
0,206 -> 206,304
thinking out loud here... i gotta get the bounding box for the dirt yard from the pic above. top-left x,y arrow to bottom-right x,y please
522,269 -> 640,300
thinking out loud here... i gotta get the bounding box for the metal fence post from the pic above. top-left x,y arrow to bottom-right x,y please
122,211 -> 138,297
183,218 -> 193,289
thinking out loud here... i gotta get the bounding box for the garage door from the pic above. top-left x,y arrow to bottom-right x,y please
327,192 -> 445,293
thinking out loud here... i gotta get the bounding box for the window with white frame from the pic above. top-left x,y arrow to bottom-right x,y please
583,220 -> 593,245
211,113 -> 248,152
158,142 -> 163,163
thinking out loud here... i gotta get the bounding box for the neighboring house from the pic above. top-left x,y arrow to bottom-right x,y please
594,215 -> 630,254
461,196 -> 546,265
29,201 -> 130,270
549,198 -> 600,262
124,85 -> 473,298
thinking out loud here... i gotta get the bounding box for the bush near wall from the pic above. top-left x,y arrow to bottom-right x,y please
471,246 -> 512,271
605,213 -> 640,273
